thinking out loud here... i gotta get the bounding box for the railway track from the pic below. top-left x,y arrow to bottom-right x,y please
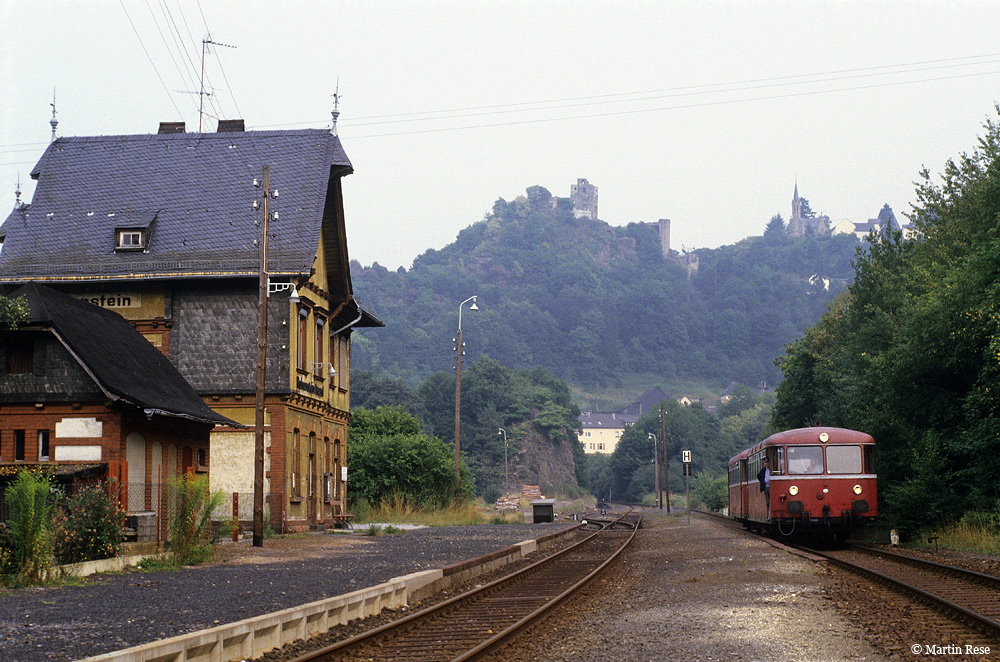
287,511 -> 641,662
803,543 -> 1000,645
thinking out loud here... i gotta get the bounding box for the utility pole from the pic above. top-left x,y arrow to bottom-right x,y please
252,165 -> 270,547
649,433 -> 660,509
661,403 -> 670,513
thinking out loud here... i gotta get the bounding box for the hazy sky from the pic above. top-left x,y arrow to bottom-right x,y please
3,1 -> 1000,270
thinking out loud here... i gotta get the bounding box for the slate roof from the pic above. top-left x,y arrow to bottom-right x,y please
0,128 -> 352,282
579,387 -> 669,429
9,282 -> 238,427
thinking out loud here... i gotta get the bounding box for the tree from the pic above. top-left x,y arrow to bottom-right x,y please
349,406 -> 470,506
764,214 -> 785,237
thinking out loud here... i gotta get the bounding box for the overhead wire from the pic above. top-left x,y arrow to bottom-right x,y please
250,52 -> 1000,133
343,67 -> 1000,139
117,0 -> 185,119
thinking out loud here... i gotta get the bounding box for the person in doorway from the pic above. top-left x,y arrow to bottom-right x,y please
757,457 -> 771,516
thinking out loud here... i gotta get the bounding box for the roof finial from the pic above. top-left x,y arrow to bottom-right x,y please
15,173 -> 22,207
330,78 -> 341,137
49,88 -> 58,142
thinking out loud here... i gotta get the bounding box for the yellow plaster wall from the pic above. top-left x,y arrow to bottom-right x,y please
209,430 -> 271,497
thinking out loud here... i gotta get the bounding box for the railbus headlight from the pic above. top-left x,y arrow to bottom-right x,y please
853,484 -> 863,495
788,485 -> 799,496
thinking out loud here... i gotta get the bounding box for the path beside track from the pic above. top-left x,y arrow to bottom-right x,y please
497,511 -> 880,662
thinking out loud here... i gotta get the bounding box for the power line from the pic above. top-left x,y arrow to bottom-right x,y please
344,67 -> 1000,139
118,0 -> 185,119
251,53 -> 1000,132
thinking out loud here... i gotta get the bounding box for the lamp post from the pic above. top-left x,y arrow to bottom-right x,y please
649,433 -> 661,510
453,295 -> 478,490
498,427 -> 509,497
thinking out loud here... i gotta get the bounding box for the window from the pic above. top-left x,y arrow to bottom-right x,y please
5,336 -> 33,374
292,429 -> 302,497
826,445 -> 863,474
297,309 -> 309,372
338,336 -> 349,391
314,317 -> 325,377
14,430 -> 25,461
38,431 -> 49,461
787,446 -> 824,474
115,229 -> 145,251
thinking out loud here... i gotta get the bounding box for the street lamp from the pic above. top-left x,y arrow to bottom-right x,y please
498,427 -> 509,497
453,295 -> 479,490
649,433 -> 661,510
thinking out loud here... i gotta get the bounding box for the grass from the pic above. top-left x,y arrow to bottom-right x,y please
913,511 -> 1000,556
855,511 -> 1000,556
351,494 -> 528,527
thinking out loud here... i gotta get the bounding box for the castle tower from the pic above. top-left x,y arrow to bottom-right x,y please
570,178 -> 598,220
658,218 -> 671,258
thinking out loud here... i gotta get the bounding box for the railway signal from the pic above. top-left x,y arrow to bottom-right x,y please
683,450 -> 692,524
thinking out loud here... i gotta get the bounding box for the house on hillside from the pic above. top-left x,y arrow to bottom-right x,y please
0,118 -> 382,531
578,387 -> 668,454
831,204 -> 903,241
0,283 -> 238,536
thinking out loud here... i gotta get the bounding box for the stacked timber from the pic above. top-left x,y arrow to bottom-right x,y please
520,484 -> 543,505
494,494 -> 520,511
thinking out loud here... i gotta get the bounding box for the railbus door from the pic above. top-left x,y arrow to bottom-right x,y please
740,458 -> 749,519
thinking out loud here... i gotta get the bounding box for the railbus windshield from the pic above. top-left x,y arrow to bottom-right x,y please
826,445 -> 863,474
786,446 -> 824,474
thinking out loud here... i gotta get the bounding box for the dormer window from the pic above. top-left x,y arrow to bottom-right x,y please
113,210 -> 157,252
116,229 -> 146,251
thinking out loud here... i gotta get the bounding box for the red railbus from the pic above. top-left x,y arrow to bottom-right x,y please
728,427 -> 877,539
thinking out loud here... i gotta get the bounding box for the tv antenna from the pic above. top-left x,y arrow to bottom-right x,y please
200,37 -> 236,132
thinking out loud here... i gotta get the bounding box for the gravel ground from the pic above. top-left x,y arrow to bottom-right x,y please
497,511 -> 881,662
0,523 -> 575,662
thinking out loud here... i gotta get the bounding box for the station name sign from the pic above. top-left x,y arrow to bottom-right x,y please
74,293 -> 142,309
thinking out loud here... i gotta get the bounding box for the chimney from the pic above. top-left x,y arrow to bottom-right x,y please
158,122 -> 186,134
217,119 -> 246,132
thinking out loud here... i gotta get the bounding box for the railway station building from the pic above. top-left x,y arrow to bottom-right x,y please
0,118 -> 381,531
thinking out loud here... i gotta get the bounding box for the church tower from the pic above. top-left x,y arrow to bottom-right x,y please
788,182 -> 804,237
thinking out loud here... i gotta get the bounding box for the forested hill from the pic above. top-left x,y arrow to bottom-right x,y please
350,185 -> 860,398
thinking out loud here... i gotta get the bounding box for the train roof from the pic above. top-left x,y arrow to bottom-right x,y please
728,427 -> 874,465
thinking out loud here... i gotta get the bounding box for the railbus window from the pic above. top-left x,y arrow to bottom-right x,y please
787,446 -> 824,474
864,445 -> 875,473
826,445 -> 863,474
767,447 -> 785,474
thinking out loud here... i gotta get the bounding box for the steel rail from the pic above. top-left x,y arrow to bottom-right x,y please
802,545 -> 1000,640
847,543 -> 1000,588
289,511 -> 641,662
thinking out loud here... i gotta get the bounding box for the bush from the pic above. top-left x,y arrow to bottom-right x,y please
4,471 -> 54,585
167,474 -> 225,565
348,410 -> 468,508
53,482 -> 126,564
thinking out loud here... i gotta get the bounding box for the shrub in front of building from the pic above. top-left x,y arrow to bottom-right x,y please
52,482 -> 126,564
